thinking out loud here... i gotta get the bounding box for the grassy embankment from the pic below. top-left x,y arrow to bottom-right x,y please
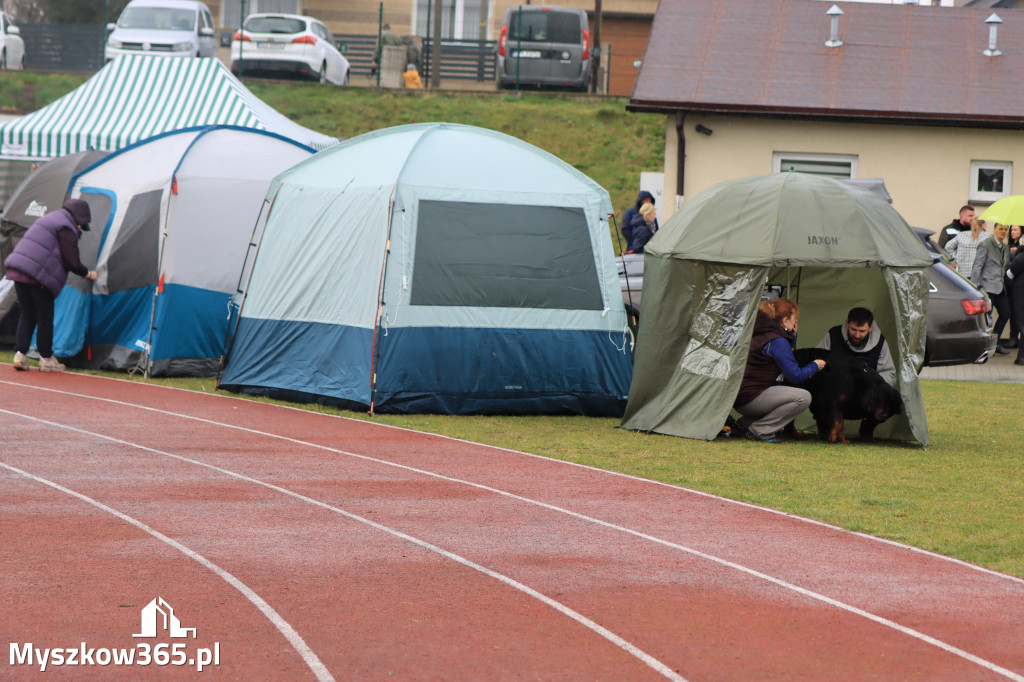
2,72 -> 1021,579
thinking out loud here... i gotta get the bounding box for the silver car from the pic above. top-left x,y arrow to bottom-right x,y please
496,5 -> 591,92
105,0 -> 217,62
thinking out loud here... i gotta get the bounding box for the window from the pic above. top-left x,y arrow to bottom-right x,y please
414,0 -> 486,40
508,11 -> 581,43
221,0 -> 301,29
772,152 -> 857,178
411,200 -> 602,310
969,160 -> 1012,203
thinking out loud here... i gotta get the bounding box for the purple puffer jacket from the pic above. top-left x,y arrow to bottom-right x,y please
4,207 -> 83,297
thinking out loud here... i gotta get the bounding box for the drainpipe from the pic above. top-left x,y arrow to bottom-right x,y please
675,112 -> 685,202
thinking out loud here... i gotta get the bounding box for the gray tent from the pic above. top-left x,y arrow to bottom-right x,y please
0,150 -> 109,323
620,172 -> 932,445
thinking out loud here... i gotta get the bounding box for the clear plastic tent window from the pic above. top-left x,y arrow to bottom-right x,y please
680,267 -> 764,381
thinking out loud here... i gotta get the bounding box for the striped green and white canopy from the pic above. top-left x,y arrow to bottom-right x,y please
0,55 -> 337,160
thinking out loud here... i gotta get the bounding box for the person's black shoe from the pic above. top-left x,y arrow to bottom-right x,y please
1002,339 -> 1019,349
995,345 -> 1010,355
1015,357 -> 1024,366
745,431 -> 781,444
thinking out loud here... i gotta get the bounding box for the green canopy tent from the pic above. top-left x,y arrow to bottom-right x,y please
620,172 -> 932,445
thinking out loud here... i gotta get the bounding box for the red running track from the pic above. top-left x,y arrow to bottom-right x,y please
1,370 -> 1023,681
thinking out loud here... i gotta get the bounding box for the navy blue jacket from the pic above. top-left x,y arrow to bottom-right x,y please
621,190 -> 656,245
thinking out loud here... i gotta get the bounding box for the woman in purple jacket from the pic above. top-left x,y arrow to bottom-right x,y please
4,199 -> 97,372
734,297 -> 825,443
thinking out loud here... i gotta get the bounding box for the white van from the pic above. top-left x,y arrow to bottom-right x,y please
105,0 -> 216,62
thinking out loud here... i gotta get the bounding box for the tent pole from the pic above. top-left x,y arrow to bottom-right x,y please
610,212 -> 638,337
368,185 -> 399,414
217,190 -> 277,385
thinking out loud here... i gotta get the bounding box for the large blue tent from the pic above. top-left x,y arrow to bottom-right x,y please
220,123 -> 633,415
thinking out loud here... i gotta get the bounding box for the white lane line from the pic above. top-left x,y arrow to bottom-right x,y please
3,390 -> 1023,681
0,460 -> 334,682
0,410 -> 687,682
9,374 -> 1023,589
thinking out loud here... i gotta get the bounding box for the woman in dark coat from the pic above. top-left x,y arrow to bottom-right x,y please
1005,225 -> 1022,348
734,297 -> 826,443
1007,246 -> 1024,366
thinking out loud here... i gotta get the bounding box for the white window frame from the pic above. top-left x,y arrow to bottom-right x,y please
414,0 -> 487,40
772,152 -> 858,179
969,160 -> 1012,203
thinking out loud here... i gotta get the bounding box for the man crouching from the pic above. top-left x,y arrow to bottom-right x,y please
817,307 -> 896,388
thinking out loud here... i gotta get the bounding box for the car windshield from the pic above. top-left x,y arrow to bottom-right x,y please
118,7 -> 196,31
244,16 -> 306,34
507,11 -> 581,43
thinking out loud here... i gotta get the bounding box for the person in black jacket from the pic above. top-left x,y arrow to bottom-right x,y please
937,205 -> 975,248
816,307 -> 896,386
1005,224 -> 1022,349
1006,247 -> 1024,366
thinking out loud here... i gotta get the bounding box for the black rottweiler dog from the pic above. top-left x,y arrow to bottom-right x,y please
792,348 -> 903,443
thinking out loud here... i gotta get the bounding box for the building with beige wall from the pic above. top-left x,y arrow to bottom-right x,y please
630,0 -> 1024,233
663,116 -> 1024,232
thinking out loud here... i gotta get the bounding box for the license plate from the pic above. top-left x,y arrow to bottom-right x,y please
257,41 -> 285,49
513,50 -> 541,58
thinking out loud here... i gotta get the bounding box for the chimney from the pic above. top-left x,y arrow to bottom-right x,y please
826,5 -> 843,49
984,14 -> 1002,57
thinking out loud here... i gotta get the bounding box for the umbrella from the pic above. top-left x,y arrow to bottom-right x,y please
978,195 -> 1024,225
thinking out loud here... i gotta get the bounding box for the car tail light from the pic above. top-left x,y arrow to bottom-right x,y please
582,28 -> 590,61
292,35 -> 316,45
498,25 -> 507,57
961,299 -> 991,315
233,31 -> 250,42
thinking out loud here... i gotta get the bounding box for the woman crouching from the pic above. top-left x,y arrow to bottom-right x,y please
734,298 -> 825,444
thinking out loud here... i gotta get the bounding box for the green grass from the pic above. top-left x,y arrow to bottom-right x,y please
0,72 -> 664,251
4,351 -> 1021,579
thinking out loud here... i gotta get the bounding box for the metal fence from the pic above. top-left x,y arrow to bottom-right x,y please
336,34 -> 496,83
421,38 -> 496,82
20,24 -> 105,72
333,33 -> 378,78
13,23 -> 496,84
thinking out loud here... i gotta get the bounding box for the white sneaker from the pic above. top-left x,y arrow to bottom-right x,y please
13,351 -> 30,371
39,357 -> 66,372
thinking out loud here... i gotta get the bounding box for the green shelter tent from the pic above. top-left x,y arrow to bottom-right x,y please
620,172 -> 932,445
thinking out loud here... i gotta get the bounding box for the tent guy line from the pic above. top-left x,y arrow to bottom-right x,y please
0,408 -> 687,682
2,384 -> 1019,681
0,457 -> 335,682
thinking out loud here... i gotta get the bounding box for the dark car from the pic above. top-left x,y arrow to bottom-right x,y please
912,228 -> 996,366
618,231 -> 996,366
